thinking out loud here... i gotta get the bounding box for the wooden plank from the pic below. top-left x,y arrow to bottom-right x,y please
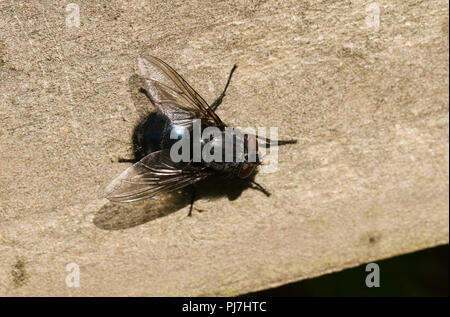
0,0 -> 448,296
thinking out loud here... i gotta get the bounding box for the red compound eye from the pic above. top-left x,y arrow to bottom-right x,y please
244,134 -> 258,152
248,134 -> 258,151
238,164 -> 256,179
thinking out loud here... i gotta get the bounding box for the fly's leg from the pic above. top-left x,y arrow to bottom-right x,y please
210,65 -> 237,111
188,185 -> 196,217
256,136 -> 298,148
117,157 -> 138,163
248,180 -> 271,197
139,87 -> 153,102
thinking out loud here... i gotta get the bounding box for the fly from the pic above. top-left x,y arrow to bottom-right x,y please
105,56 -> 296,216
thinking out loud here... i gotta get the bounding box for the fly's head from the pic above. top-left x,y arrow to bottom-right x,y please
236,133 -> 260,179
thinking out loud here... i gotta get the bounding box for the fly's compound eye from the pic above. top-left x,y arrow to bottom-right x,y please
243,134 -> 259,164
248,134 -> 258,152
244,134 -> 259,153
238,163 -> 256,179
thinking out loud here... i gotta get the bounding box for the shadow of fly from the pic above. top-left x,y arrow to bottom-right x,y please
105,56 -> 296,216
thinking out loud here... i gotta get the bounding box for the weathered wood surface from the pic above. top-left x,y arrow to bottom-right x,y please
0,0 -> 448,295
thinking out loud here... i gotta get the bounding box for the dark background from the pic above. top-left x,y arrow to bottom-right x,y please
244,244 -> 449,296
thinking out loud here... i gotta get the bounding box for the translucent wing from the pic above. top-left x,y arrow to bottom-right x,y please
95,191 -> 192,230
106,150 -> 211,203
138,56 -> 224,127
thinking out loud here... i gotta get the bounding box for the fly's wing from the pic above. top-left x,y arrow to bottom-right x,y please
95,191 -> 192,230
138,56 -> 224,128
106,150 -> 211,203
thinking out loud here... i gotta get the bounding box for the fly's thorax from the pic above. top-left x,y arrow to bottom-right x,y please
166,120 -> 260,178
